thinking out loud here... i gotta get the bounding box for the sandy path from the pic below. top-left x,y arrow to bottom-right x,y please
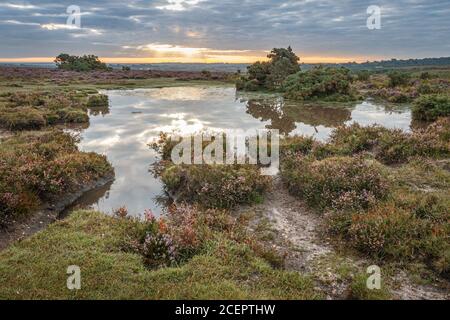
244,177 -> 449,300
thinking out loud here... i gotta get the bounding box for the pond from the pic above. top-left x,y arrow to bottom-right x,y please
67,85 -> 413,216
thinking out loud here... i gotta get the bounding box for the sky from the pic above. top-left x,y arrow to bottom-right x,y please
0,0 -> 449,63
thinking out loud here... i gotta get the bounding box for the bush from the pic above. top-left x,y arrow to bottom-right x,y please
329,120 -> 450,164
349,272 -> 392,300
356,70 -> 371,82
412,94 -> 450,121
283,66 -> 356,101
0,107 -> 46,130
161,164 -> 271,209
55,53 -> 110,72
0,131 -> 113,226
347,203 -> 449,274
87,94 -> 109,108
387,71 -> 410,87
281,154 -> 390,211
0,91 -> 91,130
237,47 -> 300,91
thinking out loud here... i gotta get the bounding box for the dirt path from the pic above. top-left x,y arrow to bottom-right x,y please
244,177 -> 449,300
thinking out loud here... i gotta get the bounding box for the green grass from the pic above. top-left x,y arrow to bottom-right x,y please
0,210 -> 321,300
0,77 -> 233,95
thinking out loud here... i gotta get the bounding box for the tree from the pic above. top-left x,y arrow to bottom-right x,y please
238,46 -> 300,91
54,54 -> 110,72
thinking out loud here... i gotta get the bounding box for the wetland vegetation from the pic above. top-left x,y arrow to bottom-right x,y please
0,51 -> 449,300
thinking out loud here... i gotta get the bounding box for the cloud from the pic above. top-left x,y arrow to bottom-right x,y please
0,0 -> 449,61
0,3 -> 37,10
156,0 -> 205,11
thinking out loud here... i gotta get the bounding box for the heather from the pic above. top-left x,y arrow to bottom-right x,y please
280,121 -> 450,276
0,91 -> 110,130
0,130 -> 113,226
152,132 -> 272,209
0,209 -> 321,299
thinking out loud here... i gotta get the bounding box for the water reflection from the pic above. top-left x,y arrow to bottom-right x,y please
68,86 -> 413,216
245,97 -> 352,135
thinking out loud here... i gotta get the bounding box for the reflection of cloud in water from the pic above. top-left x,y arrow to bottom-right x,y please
73,87 -> 412,216
347,101 -> 412,131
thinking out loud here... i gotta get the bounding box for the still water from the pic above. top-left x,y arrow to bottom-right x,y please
68,86 -> 412,216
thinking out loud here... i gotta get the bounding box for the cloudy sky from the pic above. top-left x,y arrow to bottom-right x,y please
0,0 -> 449,63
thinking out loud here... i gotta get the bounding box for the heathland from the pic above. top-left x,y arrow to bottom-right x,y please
0,52 -> 449,299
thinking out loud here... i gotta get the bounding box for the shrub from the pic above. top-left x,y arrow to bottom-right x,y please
55,53 -> 110,72
0,131 -> 113,226
356,70 -> 371,82
0,91 -> 91,130
87,94 -> 109,108
387,71 -> 410,87
329,124 -> 386,155
412,94 -> 450,121
348,203 -> 449,274
160,164 -> 271,209
281,155 -> 390,211
283,66 -> 356,101
0,107 -> 46,130
236,47 -> 300,91
349,272 -> 392,300
127,204 -> 279,270
329,120 -> 450,164
57,108 -> 89,123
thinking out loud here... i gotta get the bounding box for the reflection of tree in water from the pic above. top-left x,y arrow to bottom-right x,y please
245,97 -> 352,135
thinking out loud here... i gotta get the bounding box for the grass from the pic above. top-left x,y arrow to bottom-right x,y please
0,210 -> 321,300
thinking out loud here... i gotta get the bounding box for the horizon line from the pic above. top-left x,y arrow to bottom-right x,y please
0,55 -> 448,65
0,55 -> 382,64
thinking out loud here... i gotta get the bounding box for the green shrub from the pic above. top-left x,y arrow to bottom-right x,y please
387,71 -> 410,87
87,94 -> 109,108
58,108 -> 89,123
283,66 -> 356,101
236,47 -> 300,91
329,119 -> 450,164
348,203 -> 449,274
356,70 -> 371,82
0,107 -> 47,130
55,53 -> 110,72
161,164 -> 271,209
412,94 -> 450,121
281,155 -> 390,211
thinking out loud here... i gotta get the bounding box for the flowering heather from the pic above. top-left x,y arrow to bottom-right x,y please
328,118 -> 450,164
282,153 -> 389,211
0,130 -> 113,226
161,164 -> 271,209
